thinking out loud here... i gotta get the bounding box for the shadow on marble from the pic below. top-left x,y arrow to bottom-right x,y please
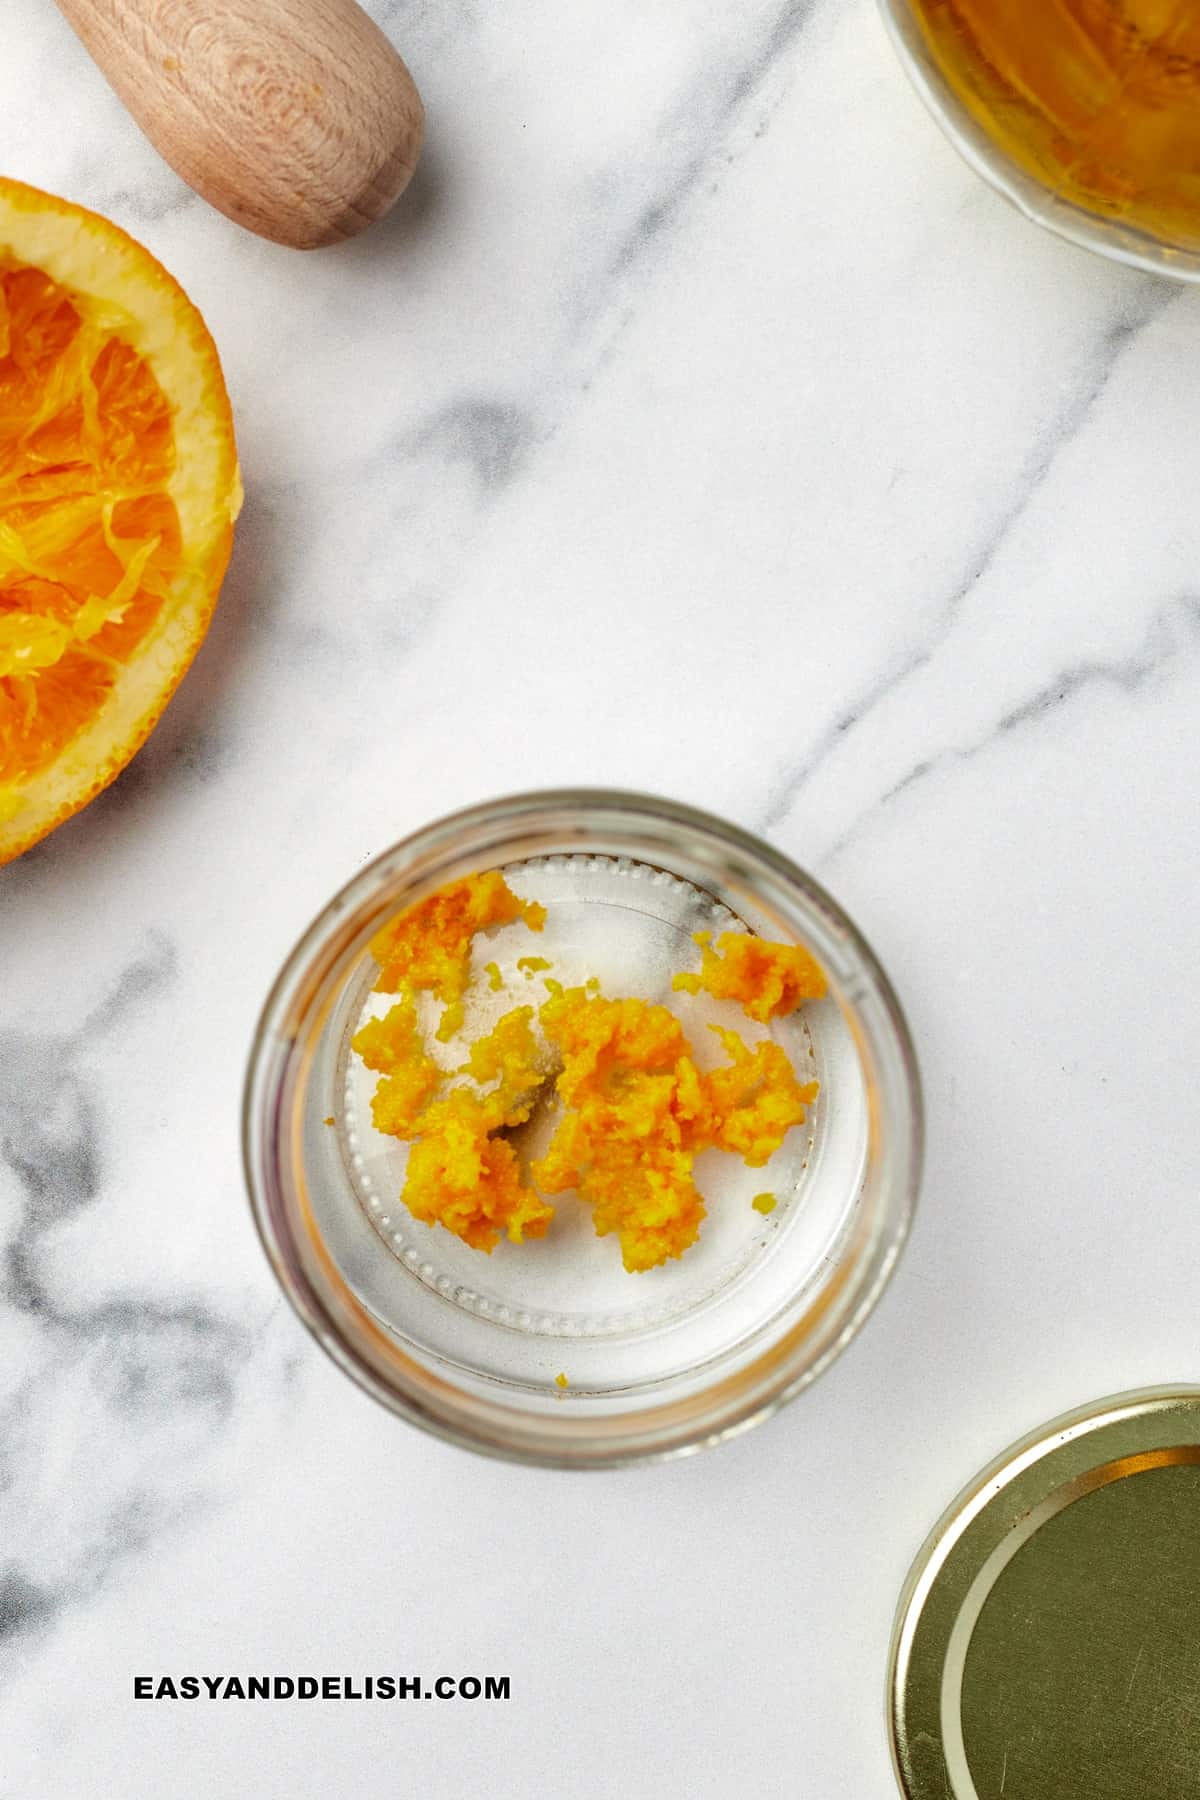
325,133 -> 447,276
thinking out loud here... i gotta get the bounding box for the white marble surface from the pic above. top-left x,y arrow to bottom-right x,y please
3,2 -> 1200,1794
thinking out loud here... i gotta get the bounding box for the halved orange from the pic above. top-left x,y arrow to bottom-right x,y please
0,177 -> 241,863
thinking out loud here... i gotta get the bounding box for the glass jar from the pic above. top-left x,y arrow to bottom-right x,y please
879,0 -> 1200,280
242,791 -> 922,1467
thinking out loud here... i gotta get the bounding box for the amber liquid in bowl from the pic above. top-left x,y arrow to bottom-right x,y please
909,0 -> 1200,250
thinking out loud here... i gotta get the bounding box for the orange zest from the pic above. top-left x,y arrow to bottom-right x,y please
534,989 -> 814,1271
672,928 -> 827,1022
351,874 -> 825,1273
370,870 -> 545,1041
0,178 -> 240,862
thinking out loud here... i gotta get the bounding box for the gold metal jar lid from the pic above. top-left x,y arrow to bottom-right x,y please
889,1387 -> 1200,1799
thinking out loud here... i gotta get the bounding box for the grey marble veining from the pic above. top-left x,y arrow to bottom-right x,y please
4,0 -> 1200,1794
0,947 -> 266,1659
761,280 -> 1177,835
824,591 -> 1200,863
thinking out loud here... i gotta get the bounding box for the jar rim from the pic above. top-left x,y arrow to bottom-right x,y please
242,789 -> 924,1467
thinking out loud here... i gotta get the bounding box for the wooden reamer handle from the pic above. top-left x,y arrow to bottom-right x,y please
54,0 -> 425,248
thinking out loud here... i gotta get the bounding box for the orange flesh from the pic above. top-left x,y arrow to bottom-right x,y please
352,873 -> 823,1274
0,261 -> 181,784
908,0 -> 1200,249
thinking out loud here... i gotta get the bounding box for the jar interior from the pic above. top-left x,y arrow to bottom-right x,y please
294,850 -> 870,1410
247,795 -> 919,1462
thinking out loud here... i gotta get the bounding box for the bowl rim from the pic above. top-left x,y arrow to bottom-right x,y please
877,0 -> 1200,282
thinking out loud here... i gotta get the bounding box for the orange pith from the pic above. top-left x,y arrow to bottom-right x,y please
0,179 -> 241,862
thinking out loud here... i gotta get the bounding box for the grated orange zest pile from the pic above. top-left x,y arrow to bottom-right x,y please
370,870 -> 545,1041
352,877 -> 557,1253
672,928 -> 828,1022
534,990 -> 708,1273
349,1001 -> 556,1255
699,1026 -> 818,1168
534,989 -> 814,1271
401,1091 -> 555,1253
352,873 -> 824,1273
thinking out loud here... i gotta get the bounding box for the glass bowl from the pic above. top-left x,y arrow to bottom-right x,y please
879,0 -> 1200,281
242,791 -> 922,1467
